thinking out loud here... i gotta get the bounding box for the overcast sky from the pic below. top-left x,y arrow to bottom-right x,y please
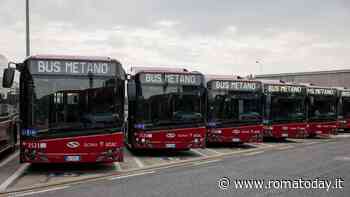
1,0 -> 350,76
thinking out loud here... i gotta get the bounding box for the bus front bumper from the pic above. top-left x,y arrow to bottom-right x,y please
20,148 -> 123,163
207,127 -> 263,143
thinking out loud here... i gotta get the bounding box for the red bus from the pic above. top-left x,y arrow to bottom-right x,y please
261,80 -> 308,139
126,67 -> 206,150
0,88 -> 18,154
306,85 -> 338,137
2,55 -> 126,163
336,88 -> 350,132
206,75 -> 263,144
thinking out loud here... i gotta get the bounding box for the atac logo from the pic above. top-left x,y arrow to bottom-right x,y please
166,133 -> 176,138
66,141 -> 80,149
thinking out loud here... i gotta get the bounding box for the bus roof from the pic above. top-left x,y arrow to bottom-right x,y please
334,87 -> 348,91
301,83 -> 337,90
259,79 -> 305,87
130,66 -> 202,75
205,74 -> 259,83
26,54 -> 115,62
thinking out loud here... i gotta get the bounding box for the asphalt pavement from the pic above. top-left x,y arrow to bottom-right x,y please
9,137 -> 350,197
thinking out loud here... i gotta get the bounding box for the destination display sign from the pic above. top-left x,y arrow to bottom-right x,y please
29,60 -> 116,76
307,88 -> 336,96
341,91 -> 350,97
266,85 -> 304,94
211,80 -> 260,91
139,73 -> 203,86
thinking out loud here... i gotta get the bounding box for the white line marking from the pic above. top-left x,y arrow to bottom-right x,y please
250,143 -> 274,148
191,149 -> 209,157
243,151 -> 265,156
305,142 -> 318,145
9,186 -> 70,197
193,159 -> 222,166
133,157 -> 145,168
206,148 -> 223,155
113,162 -> 122,171
0,151 -> 19,168
261,143 -> 277,148
276,145 -> 294,150
109,171 -> 155,180
0,163 -> 30,192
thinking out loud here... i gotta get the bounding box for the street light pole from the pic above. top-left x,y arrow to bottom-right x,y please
26,0 -> 30,57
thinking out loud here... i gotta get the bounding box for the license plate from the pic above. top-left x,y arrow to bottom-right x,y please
166,144 -> 176,148
232,138 -> 240,142
316,131 -> 322,134
65,156 -> 80,162
282,133 -> 288,137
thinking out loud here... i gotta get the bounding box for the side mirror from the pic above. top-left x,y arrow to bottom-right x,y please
199,87 -> 206,96
3,67 -> 15,88
263,119 -> 270,125
127,80 -> 136,101
310,96 -> 314,105
265,95 -> 271,118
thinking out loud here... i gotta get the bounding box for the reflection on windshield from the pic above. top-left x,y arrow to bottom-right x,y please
208,92 -> 262,123
309,98 -> 337,120
0,91 -> 19,117
33,76 -> 123,133
135,85 -> 203,126
271,97 -> 305,122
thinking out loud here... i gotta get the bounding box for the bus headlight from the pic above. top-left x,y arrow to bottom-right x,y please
263,126 -> 273,130
23,148 -> 38,161
211,129 -> 222,134
193,133 -> 202,138
97,148 -> 122,162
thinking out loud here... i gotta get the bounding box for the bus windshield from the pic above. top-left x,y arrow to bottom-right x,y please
270,97 -> 306,122
30,76 -> 123,137
309,97 -> 337,121
342,98 -> 350,118
208,91 -> 262,124
135,84 -> 204,127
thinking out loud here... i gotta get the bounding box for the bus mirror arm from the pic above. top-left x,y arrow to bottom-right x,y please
15,118 -> 22,124
127,80 -> 136,101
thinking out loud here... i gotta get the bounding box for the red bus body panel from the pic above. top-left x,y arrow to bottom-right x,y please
207,124 -> 263,143
21,132 -> 124,163
264,122 -> 308,139
132,127 -> 206,149
307,121 -> 337,137
337,118 -> 350,131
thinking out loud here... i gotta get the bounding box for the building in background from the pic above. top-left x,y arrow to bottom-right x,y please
255,69 -> 350,88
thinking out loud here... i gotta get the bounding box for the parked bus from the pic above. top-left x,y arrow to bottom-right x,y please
336,88 -> 350,132
206,75 -> 263,144
0,89 -> 18,155
2,55 -> 126,163
126,67 -> 206,150
261,80 -> 307,139
306,85 -> 338,137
